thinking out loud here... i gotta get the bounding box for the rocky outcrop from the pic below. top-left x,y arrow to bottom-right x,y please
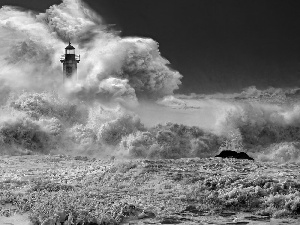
215,150 -> 254,161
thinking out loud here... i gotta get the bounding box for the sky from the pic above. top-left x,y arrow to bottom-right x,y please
1,0 -> 300,94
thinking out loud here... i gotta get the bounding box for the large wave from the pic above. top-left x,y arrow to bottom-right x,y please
1,1 -> 300,163
0,92 -> 222,159
215,96 -> 300,162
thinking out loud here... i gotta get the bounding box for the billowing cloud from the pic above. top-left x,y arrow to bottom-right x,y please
0,0 -> 182,102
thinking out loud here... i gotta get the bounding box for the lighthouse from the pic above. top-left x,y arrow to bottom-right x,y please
60,42 -> 80,82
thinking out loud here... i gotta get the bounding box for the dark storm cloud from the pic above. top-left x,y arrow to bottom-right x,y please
83,0 -> 300,94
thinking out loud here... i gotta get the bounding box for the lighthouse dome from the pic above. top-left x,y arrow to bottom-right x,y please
65,42 -> 75,50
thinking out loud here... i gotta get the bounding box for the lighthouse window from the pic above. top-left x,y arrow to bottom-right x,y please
66,49 -> 75,54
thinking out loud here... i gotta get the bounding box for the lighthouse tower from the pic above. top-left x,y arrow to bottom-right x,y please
60,42 -> 80,82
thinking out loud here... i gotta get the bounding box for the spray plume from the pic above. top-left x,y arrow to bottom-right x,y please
0,0 -> 185,158
1,1 -> 300,162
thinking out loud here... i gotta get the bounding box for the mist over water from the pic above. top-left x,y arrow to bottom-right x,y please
1,1 -> 300,163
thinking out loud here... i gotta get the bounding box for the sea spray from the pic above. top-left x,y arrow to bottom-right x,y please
1,1 -> 300,162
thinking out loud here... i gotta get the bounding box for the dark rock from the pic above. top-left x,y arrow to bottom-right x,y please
179,217 -> 192,221
215,150 -> 254,161
160,217 -> 182,224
